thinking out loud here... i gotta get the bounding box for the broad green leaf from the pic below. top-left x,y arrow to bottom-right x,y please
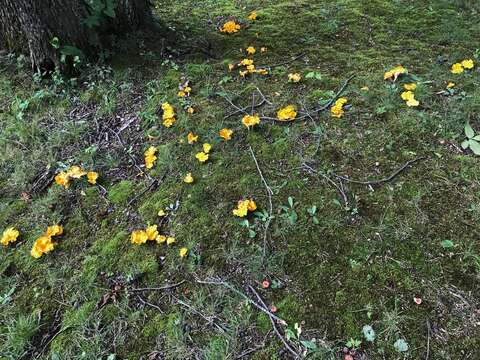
465,122 -> 475,139
469,139 -> 480,155
461,140 -> 470,149
441,240 -> 454,249
300,340 -> 318,350
285,328 -> 296,341
288,196 -> 294,208
473,135 -> 480,141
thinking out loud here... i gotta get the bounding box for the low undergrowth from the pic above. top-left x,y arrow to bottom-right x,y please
1,0 -> 480,359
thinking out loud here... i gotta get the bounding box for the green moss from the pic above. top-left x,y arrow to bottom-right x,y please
107,180 -> 136,205
1,0 -> 480,358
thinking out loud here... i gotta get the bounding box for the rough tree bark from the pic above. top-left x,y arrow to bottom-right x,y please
0,0 -> 154,71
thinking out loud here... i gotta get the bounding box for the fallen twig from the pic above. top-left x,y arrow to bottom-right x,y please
130,280 -> 186,292
294,74 -> 355,121
125,178 -> 159,209
425,318 -> 431,360
172,295 -> 228,334
249,145 -> 274,261
258,75 -> 355,122
195,277 -> 287,325
301,163 -> 349,209
224,87 -> 271,119
248,285 -> 301,359
235,346 -> 264,359
106,126 -> 151,180
258,53 -> 306,70
333,157 -> 427,186
35,326 -> 73,360
137,294 -> 164,313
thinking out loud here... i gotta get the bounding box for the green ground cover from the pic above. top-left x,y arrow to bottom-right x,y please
1,0 -> 479,359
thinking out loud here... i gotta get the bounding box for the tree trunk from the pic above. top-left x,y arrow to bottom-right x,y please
0,0 -> 154,72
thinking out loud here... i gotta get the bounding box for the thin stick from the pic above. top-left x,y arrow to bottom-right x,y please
235,346 -> 263,359
256,75 -> 355,123
224,87 -> 271,119
195,277 -> 287,325
35,326 -> 72,359
425,319 -> 431,360
125,179 -> 159,209
220,86 -> 247,115
248,285 -> 301,359
294,74 -> 355,121
302,163 -> 349,209
130,280 -> 186,292
258,53 -> 306,69
106,126 -> 150,179
334,157 -> 427,186
255,87 -> 273,105
249,145 -> 274,261
137,294 -> 164,313
172,296 -> 228,334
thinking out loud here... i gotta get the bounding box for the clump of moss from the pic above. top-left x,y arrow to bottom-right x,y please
107,180 -> 136,205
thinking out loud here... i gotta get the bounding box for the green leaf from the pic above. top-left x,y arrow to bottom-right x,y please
393,339 -> 409,352
362,325 -> 376,342
307,205 -> 317,216
300,340 -> 318,350
50,37 -> 60,49
332,199 -> 341,207
288,211 -> 298,224
465,122 -> 475,139
461,140 -> 470,149
441,240 -> 454,249
104,0 -> 116,18
285,328 -> 296,341
312,216 -> 319,225
473,135 -> 480,141
469,139 -> 480,155
288,196 -> 294,208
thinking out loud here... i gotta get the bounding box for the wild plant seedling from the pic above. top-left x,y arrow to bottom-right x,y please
461,122 -> 480,155
279,196 -> 298,225
306,205 -> 319,224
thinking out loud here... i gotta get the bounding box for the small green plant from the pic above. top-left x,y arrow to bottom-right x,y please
279,196 -> 298,225
461,122 -> 480,155
440,239 -> 455,249
218,75 -> 233,85
305,71 -> 323,80
5,313 -> 40,357
239,219 -> 257,238
345,338 -> 362,349
306,205 -> 319,224
285,323 -> 322,354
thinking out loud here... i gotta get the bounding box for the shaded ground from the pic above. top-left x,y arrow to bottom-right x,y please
1,0 -> 480,359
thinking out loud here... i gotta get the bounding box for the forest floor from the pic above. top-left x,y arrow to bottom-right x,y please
1,0 -> 480,359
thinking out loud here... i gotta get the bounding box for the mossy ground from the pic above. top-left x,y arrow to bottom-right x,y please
1,0 -> 480,359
